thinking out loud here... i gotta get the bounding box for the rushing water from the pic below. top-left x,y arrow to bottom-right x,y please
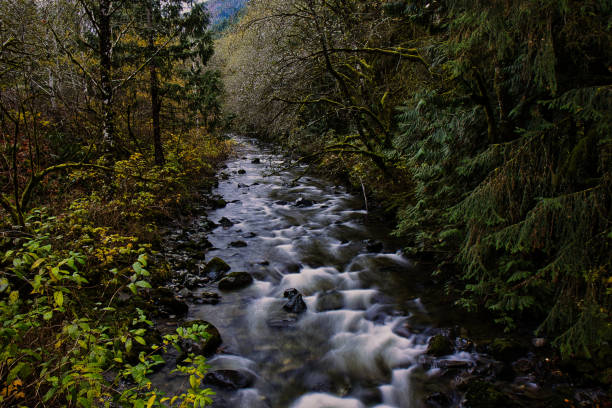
155,136 -> 476,407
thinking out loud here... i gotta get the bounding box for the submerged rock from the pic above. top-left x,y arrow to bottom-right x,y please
316,290 -> 344,312
251,158 -> 261,164
218,272 -> 253,291
230,240 -> 247,248
218,217 -> 234,228
203,257 -> 231,281
427,334 -> 454,357
200,291 -> 221,305
295,197 -> 315,207
237,169 -> 246,174
283,288 -> 307,314
267,315 -> 299,329
179,320 -> 222,357
204,370 -> 254,390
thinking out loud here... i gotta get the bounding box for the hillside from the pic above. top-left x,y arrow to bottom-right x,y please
204,0 -> 248,27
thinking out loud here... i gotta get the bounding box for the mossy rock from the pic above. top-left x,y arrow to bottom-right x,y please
179,320 -> 222,357
218,272 -> 253,291
427,334 -> 454,357
463,380 -> 515,408
203,257 -> 231,281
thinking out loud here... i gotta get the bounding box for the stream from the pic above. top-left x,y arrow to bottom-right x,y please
153,136 -> 487,407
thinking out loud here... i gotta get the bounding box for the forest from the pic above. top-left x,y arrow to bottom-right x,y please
1,0 -> 611,407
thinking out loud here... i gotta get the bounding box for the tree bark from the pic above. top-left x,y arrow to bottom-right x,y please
147,3 -> 164,166
99,0 -> 115,153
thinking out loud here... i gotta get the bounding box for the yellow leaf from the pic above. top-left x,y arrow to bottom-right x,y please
30,258 -> 45,270
147,394 -> 156,408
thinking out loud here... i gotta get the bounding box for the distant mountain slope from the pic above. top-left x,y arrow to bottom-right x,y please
205,0 -> 248,28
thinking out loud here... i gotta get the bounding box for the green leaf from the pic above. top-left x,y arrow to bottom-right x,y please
54,291 -> 64,307
189,374 -> 198,389
138,254 -> 148,267
125,338 -> 132,353
135,280 -> 152,289
43,311 -> 53,320
134,336 -> 146,346
132,262 -> 143,274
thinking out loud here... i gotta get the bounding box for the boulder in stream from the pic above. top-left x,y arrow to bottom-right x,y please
203,257 -> 231,281
179,320 -> 222,357
251,158 -> 261,164
237,169 -> 246,174
218,272 -> 253,291
283,288 -> 307,314
230,240 -> 247,248
427,334 -> 454,356
294,197 -> 315,207
218,217 -> 234,228
204,370 -> 254,390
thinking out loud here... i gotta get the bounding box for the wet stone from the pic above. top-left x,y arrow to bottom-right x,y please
427,335 -> 454,357
218,272 -> 253,291
251,158 -> 261,164
204,370 -> 254,390
203,257 -> 231,281
200,291 -> 221,305
237,169 -> 246,174
219,217 -> 234,228
294,197 -> 315,207
230,240 -> 248,248
283,293 -> 307,314
316,290 -> 344,312
267,315 -> 299,329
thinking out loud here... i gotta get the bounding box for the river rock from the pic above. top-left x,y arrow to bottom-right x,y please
237,169 -> 246,174
203,257 -> 231,281
218,272 -> 253,291
267,315 -> 299,329
200,291 -> 221,305
316,290 -> 344,312
283,289 -> 307,314
212,197 -> 227,209
204,370 -> 254,390
365,239 -> 384,253
295,197 -> 315,207
218,217 -> 234,228
230,240 -> 247,247
150,288 -> 188,317
427,335 -> 454,356
179,320 -> 222,357
251,158 -> 261,164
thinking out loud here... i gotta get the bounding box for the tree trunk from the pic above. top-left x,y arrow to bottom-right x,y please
147,3 -> 164,166
99,0 -> 115,153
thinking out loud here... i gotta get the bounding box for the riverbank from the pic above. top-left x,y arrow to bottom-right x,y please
0,132 -> 231,407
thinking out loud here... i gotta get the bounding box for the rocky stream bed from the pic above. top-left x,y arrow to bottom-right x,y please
143,136 -> 609,407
